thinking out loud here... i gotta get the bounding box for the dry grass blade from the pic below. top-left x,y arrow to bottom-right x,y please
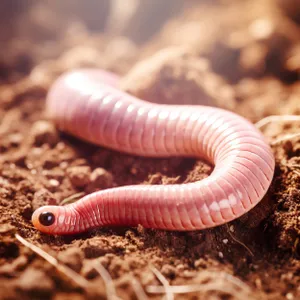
271,132 -> 300,145
15,234 -> 89,288
93,260 -> 120,300
221,272 -> 251,292
226,225 -> 254,256
147,283 -> 248,300
131,276 -> 149,300
147,270 -> 252,300
147,282 -> 241,293
255,115 -> 300,129
60,192 -> 85,206
150,265 -> 174,300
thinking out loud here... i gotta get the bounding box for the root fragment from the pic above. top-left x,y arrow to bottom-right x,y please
226,225 -> 254,256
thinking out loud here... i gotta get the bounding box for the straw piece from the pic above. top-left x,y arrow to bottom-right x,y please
15,234 -> 89,288
150,265 -> 174,300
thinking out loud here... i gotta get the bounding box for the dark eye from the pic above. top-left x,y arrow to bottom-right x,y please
39,212 -> 55,226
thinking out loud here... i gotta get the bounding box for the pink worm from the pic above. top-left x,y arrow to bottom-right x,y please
32,69 -> 275,235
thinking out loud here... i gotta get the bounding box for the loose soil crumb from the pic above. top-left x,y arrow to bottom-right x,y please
0,0 -> 300,300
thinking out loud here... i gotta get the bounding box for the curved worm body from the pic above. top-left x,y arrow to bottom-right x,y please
32,69 -> 275,235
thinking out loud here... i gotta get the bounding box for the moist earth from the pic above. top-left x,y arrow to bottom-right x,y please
0,0 -> 299,299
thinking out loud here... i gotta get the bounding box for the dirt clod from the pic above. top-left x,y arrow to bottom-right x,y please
121,47 -> 236,110
29,120 -> 59,147
15,268 -> 54,294
58,248 -> 83,273
67,166 -> 91,189
32,189 -> 57,210
86,168 -> 114,193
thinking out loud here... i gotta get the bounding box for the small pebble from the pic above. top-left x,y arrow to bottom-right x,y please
56,142 -> 66,150
286,293 -> 294,300
26,163 -> 34,169
249,18 -> 274,40
222,239 -> 229,244
59,161 -> 68,169
49,179 -> 59,187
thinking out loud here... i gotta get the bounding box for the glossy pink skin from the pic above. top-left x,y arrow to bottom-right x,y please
32,69 -> 275,235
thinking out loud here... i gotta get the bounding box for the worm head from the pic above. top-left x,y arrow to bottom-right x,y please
32,206 -> 64,234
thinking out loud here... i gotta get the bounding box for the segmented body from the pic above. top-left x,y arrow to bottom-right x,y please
31,69 -> 275,234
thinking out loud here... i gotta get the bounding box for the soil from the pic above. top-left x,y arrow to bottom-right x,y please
0,0 -> 300,299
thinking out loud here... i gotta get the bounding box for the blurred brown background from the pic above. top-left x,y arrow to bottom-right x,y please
0,0 -> 186,43
0,1 -> 300,300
